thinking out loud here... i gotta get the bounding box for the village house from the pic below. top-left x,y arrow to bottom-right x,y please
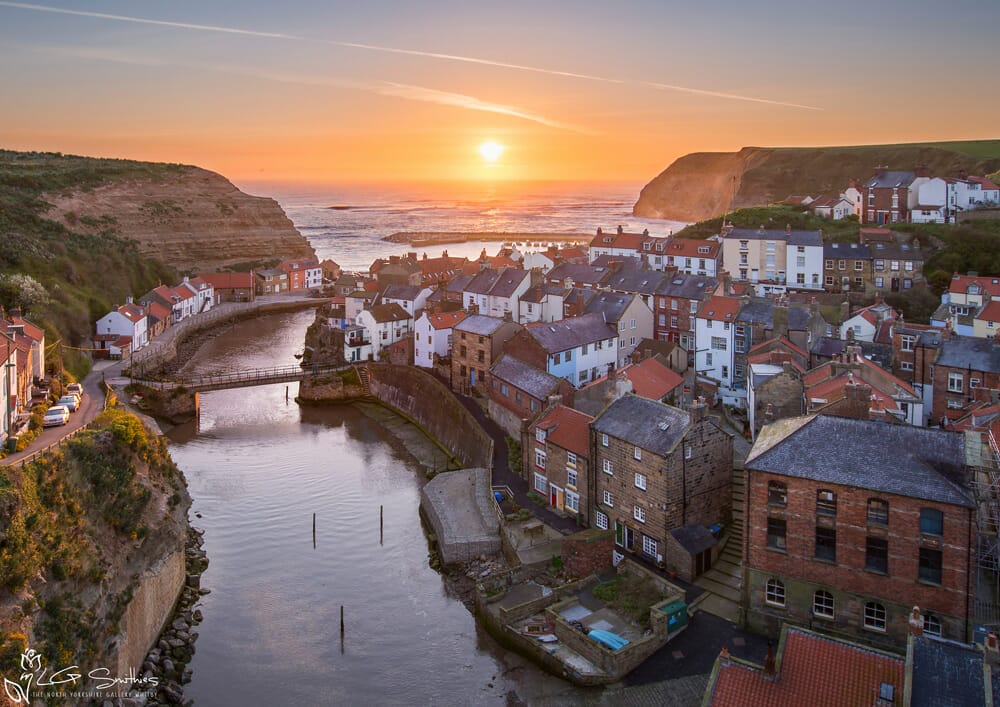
891,321 -> 942,420
370,254 -> 423,286
487,354 -> 574,438
588,225 -> 648,263
629,338 -> 687,374
720,227 -> 824,293
332,273 -> 361,297
143,300 -> 172,341
3,309 -> 44,383
808,195 -> 855,220
591,396 -> 732,578
869,241 -> 924,291
932,273 -> 1000,337
822,242 -> 873,293
255,268 -> 288,294
930,332 -> 1000,424
602,268 -> 668,311
620,356 -> 684,404
413,309 -> 466,370
840,299 -> 899,343
694,296 -> 742,405
544,262 -> 612,291
344,289 -> 377,323
377,283 -> 433,318
450,314 -> 523,394
583,292 -> 654,368
861,168 -> 924,225
561,287 -> 597,319
342,324 -> 372,363
658,238 -> 721,276
0,332 -> 18,444
518,284 -> 565,324
355,303 -> 412,360
0,323 -> 37,427
526,403 -> 593,522
745,341 -> 808,440
519,249 -> 555,272
503,312 -> 618,388
320,258 -> 341,282
416,252 -> 470,286
744,415 -> 976,647
94,300 -> 148,355
462,267 -> 532,320
197,271 -> 257,303
425,273 -> 473,308
278,258 -> 322,291
653,272 -> 719,350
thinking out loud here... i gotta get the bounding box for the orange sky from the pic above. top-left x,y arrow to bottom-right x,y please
1,2 -> 997,185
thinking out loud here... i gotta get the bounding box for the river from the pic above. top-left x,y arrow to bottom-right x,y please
165,309 -> 585,706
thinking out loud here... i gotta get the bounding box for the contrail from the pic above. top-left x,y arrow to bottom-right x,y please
0,1 -> 822,111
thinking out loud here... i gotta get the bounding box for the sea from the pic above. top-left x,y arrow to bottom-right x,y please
235,180 -> 688,272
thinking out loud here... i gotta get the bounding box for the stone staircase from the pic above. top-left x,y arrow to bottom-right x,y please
693,466 -> 745,623
355,365 -> 371,395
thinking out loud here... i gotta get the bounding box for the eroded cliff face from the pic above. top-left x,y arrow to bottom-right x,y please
44,166 -> 314,271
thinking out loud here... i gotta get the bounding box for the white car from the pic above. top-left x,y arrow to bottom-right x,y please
43,405 -> 70,427
66,383 -> 83,397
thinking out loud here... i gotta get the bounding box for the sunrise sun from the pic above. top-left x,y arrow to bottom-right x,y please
477,141 -> 505,163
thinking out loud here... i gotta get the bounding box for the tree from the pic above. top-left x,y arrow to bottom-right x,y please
0,273 -> 50,315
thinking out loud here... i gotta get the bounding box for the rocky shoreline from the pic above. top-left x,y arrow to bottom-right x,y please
120,527 -> 210,706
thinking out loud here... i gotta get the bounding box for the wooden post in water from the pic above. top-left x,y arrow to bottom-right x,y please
340,605 -> 345,636
312,513 -> 316,549
286,385 -> 289,401
380,504 -> 384,545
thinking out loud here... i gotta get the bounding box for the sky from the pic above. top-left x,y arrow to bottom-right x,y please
0,0 -> 997,186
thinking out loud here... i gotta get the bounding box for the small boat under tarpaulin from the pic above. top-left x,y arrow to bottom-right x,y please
587,629 -> 629,651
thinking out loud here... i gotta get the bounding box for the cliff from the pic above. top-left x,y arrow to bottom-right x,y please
634,141 -> 1000,222
42,163 -> 314,272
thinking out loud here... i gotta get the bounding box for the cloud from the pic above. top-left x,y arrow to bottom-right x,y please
0,1 -> 822,111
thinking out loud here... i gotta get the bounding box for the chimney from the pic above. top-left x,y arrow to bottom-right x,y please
442,249 -> 448,258
389,255 -> 400,264
763,642 -> 776,679
406,252 -> 417,262
548,394 -> 562,407
764,402 -> 774,422
785,223 -> 791,235
846,344 -> 863,362
617,225 -> 624,235
609,259 -> 623,273
943,320 -> 953,340
908,606 -> 924,636
596,227 -> 603,236
690,397 -> 708,424
422,252 -> 428,260
844,380 -> 873,419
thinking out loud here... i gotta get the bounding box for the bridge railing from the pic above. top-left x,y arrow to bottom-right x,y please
156,363 -> 353,390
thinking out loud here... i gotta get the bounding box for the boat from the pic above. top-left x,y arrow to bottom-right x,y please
588,629 -> 629,651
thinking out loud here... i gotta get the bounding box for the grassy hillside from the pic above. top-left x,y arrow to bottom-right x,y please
674,205 -> 860,242
0,151 -> 179,376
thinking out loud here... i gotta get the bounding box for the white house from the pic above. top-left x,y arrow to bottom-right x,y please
694,296 -> 741,405
356,303 -> 413,359
840,300 -> 897,343
843,185 -> 863,218
810,196 -> 855,220
520,251 -> 555,272
413,310 -> 466,368
518,284 -> 565,324
584,292 -> 654,368
378,284 -> 433,317
523,312 -> 618,387
659,238 -> 721,277
95,300 -> 149,353
721,228 -> 823,290
1,332 -> 17,444
179,276 -> 214,315
462,267 -> 531,319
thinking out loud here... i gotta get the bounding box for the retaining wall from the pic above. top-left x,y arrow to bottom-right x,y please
116,547 -> 187,675
420,468 -> 501,565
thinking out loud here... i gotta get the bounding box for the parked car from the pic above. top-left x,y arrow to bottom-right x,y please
66,383 -> 83,396
57,395 -> 79,412
43,405 -> 70,427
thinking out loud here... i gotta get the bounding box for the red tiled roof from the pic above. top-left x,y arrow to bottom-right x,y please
699,296 -> 741,322
746,336 -> 808,360
7,314 -> 43,342
146,301 -> 172,322
664,238 -> 720,259
623,358 -> 683,400
118,304 -> 145,323
950,274 -> 1000,297
590,229 -> 644,251
558,246 -> 588,261
968,176 -> 1000,191
536,404 -> 593,457
427,311 -> 467,330
708,628 -> 904,707
978,300 -> 1000,323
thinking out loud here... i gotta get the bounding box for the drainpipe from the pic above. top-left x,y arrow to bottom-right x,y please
967,506 -> 973,643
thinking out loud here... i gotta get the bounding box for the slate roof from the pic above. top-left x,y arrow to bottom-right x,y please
936,334 -> 1000,373
725,228 -> 822,245
454,314 -> 507,336
708,627 -> 905,707
669,524 -> 717,555
380,284 -> 425,301
592,394 -> 690,457
655,273 -> 719,300
911,635 -> 988,707
788,230 -> 823,247
604,269 -> 667,296
823,242 -> 872,259
810,337 -> 893,368
746,415 -> 974,508
865,170 -> 917,188
490,355 -> 561,400
546,263 -> 610,286
563,287 -> 597,310
526,312 -> 615,353
870,241 -> 923,261
736,299 -> 813,330
584,292 -> 635,324
366,303 -> 411,324
520,284 -> 564,303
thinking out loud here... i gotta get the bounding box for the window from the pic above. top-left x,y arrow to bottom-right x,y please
838,260 -> 846,270
825,275 -> 834,286
816,490 -> 837,516
603,459 -> 612,475
875,277 -> 884,288
768,481 -> 787,506
634,506 -> 646,523
825,259 -> 834,270
900,361 -> 913,372
947,372 -> 963,393
619,320 -> 626,332
567,468 -> 577,488
603,490 -> 614,507
635,473 -> 647,490
890,260 -> 900,271
813,590 -> 835,619
533,473 -> 547,494
815,526 -> 836,562
904,261 -> 914,272
535,449 -> 546,469
567,451 -> 577,467
711,336 -> 727,350
867,498 -> 889,525
920,508 -> 944,536
767,517 -> 786,550
685,445 -> 693,460
797,256 -> 806,267
900,335 -> 915,352
536,428 -> 546,442
595,511 -> 608,530
864,602 -> 887,632
854,261 -> 864,271
500,383 -> 509,396
919,548 -> 942,584
565,490 -> 580,513
601,433 -> 609,447
630,319 -> 636,329
923,613 -> 942,637
866,537 -> 888,574
642,535 -> 657,557
765,578 -> 785,607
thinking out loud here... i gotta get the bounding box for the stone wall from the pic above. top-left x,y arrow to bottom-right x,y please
368,364 -> 493,469
420,468 -> 500,565
487,398 -> 525,439
116,547 -> 187,675
563,529 -> 614,579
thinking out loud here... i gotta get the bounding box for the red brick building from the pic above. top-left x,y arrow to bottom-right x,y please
930,333 -> 1000,423
652,272 -> 719,348
861,169 -> 919,225
525,404 -> 594,522
486,354 -> 574,438
744,415 -> 976,647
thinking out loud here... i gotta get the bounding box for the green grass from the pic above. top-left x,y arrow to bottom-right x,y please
675,205 -> 859,242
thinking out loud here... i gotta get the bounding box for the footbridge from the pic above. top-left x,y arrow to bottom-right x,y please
138,363 -> 355,393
